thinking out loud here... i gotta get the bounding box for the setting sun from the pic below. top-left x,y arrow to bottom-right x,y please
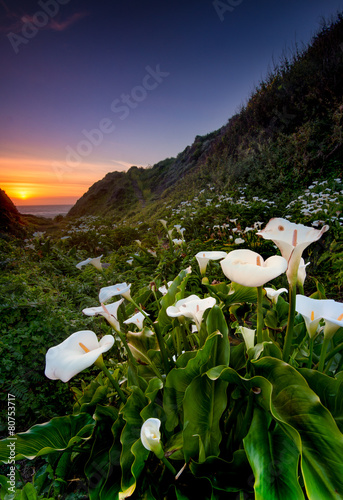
17,191 -> 30,200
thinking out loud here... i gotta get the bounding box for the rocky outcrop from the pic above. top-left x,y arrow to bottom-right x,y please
0,189 -> 26,236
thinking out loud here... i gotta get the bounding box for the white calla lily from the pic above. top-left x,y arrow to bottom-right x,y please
295,295 -> 335,339
45,330 -> 114,382
172,238 -> 183,246
99,282 -> 131,303
220,249 -> 287,287
166,294 -> 216,330
264,287 -> 288,304
195,251 -> 227,275
237,326 -> 255,351
297,258 -> 310,287
124,311 -> 148,330
76,255 -> 103,271
140,418 -> 164,458
158,281 -> 173,296
320,300 -> 343,340
82,299 -> 124,331
257,218 -> 329,286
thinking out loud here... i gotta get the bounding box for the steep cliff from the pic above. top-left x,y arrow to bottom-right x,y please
0,189 -> 26,236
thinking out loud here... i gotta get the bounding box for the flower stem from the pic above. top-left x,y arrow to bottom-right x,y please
99,363 -> 127,404
307,336 -> 314,368
297,283 -> 304,295
161,456 -> 177,476
151,286 -> 161,311
117,331 -> 137,366
323,341 -> 343,365
256,286 -> 263,344
283,284 -> 297,362
318,337 -> 330,372
127,297 -> 170,373
153,322 -> 170,374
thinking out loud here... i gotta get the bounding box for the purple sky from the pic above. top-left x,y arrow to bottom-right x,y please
1,0 -> 343,203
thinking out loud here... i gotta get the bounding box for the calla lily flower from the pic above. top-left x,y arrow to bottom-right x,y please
33,231 -> 45,238
295,295 -> 335,339
82,299 -> 124,331
123,311 -> 148,330
76,255 -> 103,271
264,287 -> 288,304
237,326 -> 255,351
158,281 -> 173,295
140,418 -> 164,458
195,251 -> 227,275
319,299 -> 343,340
45,330 -> 114,382
99,282 -> 131,303
234,237 -> 245,245
220,249 -> 287,288
297,258 -> 310,287
166,294 -> 216,330
172,238 -> 183,246
257,218 -> 329,286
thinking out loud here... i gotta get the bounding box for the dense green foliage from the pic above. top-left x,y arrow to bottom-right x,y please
0,177 -> 343,498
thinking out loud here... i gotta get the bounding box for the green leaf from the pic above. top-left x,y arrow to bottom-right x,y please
229,342 -> 246,371
85,406 -> 122,500
164,431 -> 183,460
203,281 -> 257,306
141,377 -> 163,421
176,306 -> 230,462
72,374 -> 109,415
0,414 -> 95,462
119,386 -> 148,498
182,328 -> 229,462
119,379 -> 162,500
0,474 -> 15,500
243,407 -> 304,500
182,373 -> 228,462
190,450 -> 252,493
252,357 -> 343,500
14,482 -> 38,500
206,305 -> 230,366
298,369 -> 343,432
163,332 -> 227,432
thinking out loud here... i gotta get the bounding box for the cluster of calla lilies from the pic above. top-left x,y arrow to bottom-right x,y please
44,216 -> 343,471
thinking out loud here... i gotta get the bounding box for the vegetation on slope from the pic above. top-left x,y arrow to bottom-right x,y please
68,14 -> 343,223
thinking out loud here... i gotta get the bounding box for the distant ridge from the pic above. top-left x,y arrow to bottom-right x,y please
68,13 -> 343,222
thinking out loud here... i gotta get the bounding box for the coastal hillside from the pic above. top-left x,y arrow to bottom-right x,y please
68,14 -> 343,221
0,189 -> 26,236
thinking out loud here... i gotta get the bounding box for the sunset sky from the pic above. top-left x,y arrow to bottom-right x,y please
1,0 -> 343,206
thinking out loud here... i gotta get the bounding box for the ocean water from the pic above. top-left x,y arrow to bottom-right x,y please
16,205 -> 74,219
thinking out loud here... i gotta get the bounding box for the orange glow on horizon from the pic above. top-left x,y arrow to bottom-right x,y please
0,154 -> 128,205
